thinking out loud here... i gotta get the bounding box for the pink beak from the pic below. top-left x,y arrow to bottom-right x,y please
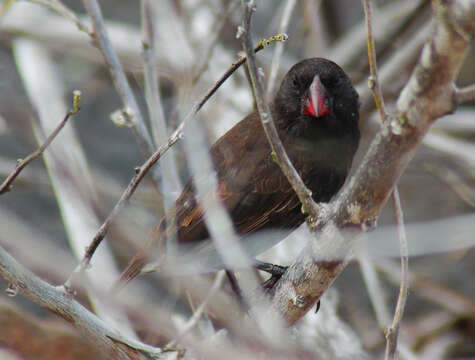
303,75 -> 331,118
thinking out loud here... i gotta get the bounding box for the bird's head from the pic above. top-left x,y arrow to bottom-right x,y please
273,58 -> 359,135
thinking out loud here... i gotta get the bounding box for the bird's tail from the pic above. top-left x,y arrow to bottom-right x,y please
111,254 -> 148,293
111,217 -> 168,293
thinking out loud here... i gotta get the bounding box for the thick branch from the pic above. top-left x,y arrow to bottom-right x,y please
0,245 -> 168,360
272,0 -> 474,325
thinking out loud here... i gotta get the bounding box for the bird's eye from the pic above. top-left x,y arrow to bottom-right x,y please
292,78 -> 299,87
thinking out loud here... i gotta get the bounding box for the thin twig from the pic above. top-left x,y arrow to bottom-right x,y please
239,0 -> 321,221
63,121 -> 185,290
385,187 -> 409,360
455,83 -> 475,104
196,33 -> 288,114
363,0 -> 387,123
82,0 -> 155,162
64,33 -> 286,288
167,271 -> 225,348
266,0 -> 297,101
0,90 -> 81,195
363,1 -> 409,359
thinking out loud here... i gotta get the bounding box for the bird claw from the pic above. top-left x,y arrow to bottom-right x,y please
254,260 -> 287,276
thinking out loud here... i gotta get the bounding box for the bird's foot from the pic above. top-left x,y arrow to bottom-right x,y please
254,260 -> 288,290
254,260 -> 321,313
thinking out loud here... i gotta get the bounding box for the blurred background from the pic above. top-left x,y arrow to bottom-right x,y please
0,0 -> 474,359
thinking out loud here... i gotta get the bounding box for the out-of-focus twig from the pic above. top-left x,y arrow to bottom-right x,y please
141,0 -> 182,204
0,91 -> 81,195
82,0 -> 155,163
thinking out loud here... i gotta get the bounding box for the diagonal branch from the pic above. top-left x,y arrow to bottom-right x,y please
271,0 -> 474,325
0,244 -> 170,360
0,91 -> 81,195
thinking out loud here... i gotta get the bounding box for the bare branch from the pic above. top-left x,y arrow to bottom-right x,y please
272,0 -> 474,325
0,91 -> 80,195
141,0 -> 182,204
385,187 -> 409,360
363,0 -> 387,123
0,244 -> 170,360
363,1 -> 410,358
82,0 -> 155,161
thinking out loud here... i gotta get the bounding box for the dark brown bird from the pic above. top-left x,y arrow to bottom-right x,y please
115,58 -> 360,290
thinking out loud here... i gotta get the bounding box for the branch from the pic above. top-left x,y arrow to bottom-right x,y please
271,0 -> 474,325
141,0 -> 183,205
0,91 -> 81,195
363,1 -> 410,358
239,0 -> 322,222
385,187 -> 409,360
64,121 -> 185,289
363,0 -> 387,123
0,244 -> 170,360
82,0 -> 155,162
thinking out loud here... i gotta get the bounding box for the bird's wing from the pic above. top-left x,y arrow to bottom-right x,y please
172,112 -> 301,242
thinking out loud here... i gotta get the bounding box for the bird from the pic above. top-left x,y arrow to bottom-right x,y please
114,57 -> 360,292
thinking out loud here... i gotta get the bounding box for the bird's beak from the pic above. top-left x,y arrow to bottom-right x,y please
303,75 -> 332,118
